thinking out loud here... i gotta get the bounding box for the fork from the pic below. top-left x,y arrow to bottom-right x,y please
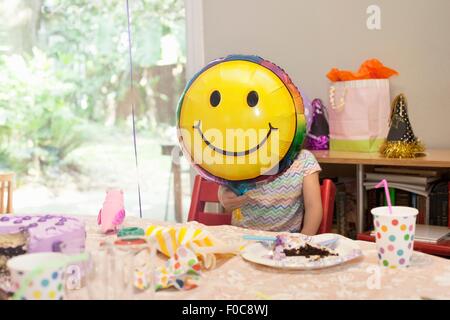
242,235 -> 339,248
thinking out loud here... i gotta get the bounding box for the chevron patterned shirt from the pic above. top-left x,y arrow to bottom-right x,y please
232,150 -> 321,232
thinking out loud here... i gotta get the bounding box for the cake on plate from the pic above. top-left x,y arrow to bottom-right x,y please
273,235 -> 338,260
0,215 -> 86,273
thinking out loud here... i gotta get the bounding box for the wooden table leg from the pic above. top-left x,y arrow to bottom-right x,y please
172,156 -> 183,223
356,164 -> 365,233
0,181 -> 4,214
7,178 -> 13,214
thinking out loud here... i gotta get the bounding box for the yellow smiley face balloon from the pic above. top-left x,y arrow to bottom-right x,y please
177,55 -> 306,192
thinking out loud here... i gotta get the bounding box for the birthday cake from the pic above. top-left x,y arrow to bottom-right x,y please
273,235 -> 338,260
0,215 -> 86,273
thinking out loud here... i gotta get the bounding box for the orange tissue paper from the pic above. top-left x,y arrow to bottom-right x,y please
327,59 -> 398,82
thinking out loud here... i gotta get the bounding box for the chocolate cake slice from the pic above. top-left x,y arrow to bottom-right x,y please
273,234 -> 338,260
0,232 -> 27,274
283,243 -> 337,258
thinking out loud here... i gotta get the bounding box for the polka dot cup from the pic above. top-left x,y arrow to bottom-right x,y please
7,252 -> 67,300
371,206 -> 418,269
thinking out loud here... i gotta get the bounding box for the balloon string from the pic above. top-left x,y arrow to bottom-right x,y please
125,0 -> 143,219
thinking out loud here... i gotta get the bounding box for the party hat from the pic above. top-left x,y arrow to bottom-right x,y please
380,94 -> 425,158
304,99 -> 329,150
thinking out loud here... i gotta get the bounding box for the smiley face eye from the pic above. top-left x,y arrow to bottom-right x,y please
247,91 -> 259,107
210,90 -> 221,107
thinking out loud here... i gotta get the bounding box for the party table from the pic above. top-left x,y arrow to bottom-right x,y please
68,216 -> 450,300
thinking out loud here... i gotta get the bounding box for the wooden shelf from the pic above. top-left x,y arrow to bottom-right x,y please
311,148 -> 450,238
357,232 -> 450,257
312,149 -> 450,168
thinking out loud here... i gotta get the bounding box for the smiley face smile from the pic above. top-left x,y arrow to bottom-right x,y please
193,120 -> 278,156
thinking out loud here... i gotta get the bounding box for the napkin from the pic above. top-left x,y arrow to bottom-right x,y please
153,246 -> 202,291
145,225 -> 238,269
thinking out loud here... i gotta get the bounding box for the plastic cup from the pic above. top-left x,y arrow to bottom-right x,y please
371,206 -> 418,268
86,240 -> 156,300
7,252 -> 68,300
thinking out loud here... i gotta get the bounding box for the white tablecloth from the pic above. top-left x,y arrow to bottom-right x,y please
67,216 -> 450,300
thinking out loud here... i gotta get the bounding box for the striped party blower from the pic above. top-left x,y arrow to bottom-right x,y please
145,225 -> 239,269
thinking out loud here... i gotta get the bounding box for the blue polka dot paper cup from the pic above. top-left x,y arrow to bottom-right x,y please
371,206 -> 418,269
7,252 -> 67,300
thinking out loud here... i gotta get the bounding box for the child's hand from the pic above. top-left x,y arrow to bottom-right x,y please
218,185 -> 248,212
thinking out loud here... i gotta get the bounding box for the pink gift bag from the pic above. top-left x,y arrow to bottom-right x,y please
328,79 -> 390,153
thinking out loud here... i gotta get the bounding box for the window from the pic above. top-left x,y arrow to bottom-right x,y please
0,0 -> 191,221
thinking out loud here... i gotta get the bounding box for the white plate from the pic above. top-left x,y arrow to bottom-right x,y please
241,233 -> 363,270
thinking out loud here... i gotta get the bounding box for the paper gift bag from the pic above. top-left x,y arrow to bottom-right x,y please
328,79 -> 390,152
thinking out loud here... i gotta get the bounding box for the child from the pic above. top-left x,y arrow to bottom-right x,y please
218,149 -> 322,235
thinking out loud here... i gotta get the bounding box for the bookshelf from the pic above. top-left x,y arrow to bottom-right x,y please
311,149 -> 450,257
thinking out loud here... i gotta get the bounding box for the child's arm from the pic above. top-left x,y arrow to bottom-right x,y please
218,185 -> 249,212
301,172 -> 323,235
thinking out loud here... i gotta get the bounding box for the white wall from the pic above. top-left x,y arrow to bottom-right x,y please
200,0 -> 450,148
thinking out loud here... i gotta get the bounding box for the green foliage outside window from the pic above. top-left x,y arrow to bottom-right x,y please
0,0 -> 186,180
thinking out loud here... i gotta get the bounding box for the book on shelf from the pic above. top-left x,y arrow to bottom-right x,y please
372,167 -> 441,177
417,195 -> 429,225
370,224 -> 450,244
365,187 -> 377,230
388,188 -> 396,206
365,172 -> 440,186
335,183 -> 346,236
334,178 -> 357,239
363,181 -> 431,197
365,169 -> 444,226
429,181 -> 449,227
365,179 -> 450,227
395,189 -> 410,207
411,193 -> 418,208
376,188 -> 384,208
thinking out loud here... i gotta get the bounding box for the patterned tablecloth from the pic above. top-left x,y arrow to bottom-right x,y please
67,216 -> 450,300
